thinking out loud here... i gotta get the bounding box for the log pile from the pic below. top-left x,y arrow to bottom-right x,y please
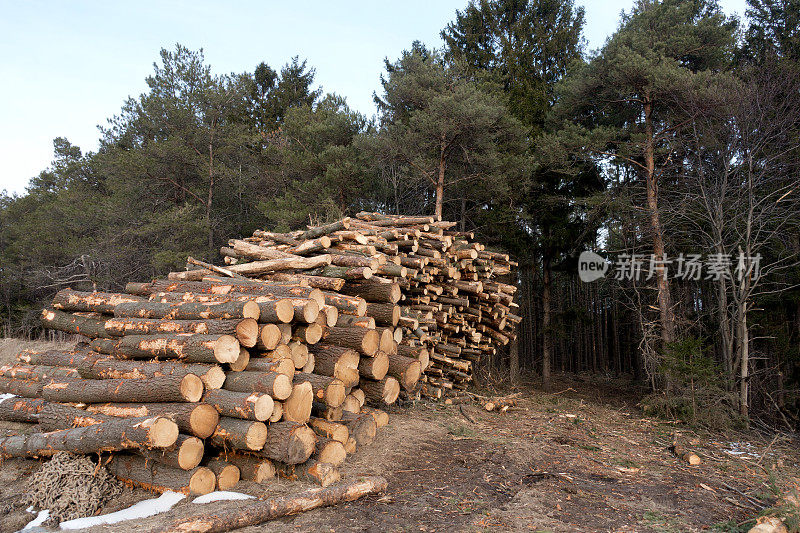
0,212 -> 516,500
198,212 -> 520,395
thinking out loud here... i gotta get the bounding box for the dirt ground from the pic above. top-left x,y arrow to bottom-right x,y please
1,341 -> 799,532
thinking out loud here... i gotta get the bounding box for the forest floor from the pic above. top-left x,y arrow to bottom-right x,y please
1,340 -> 799,532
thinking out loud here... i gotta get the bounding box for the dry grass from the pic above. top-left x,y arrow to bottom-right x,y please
0,337 -> 75,366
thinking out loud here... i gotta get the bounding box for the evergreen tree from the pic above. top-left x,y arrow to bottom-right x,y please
555,0 -> 738,349
372,43 -> 527,220
443,0 -> 594,385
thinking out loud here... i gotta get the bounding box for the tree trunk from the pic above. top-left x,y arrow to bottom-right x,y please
644,97 -> 675,346
321,327 -> 380,356
282,381 -> 314,423
226,453 -> 275,483
542,256 -> 552,389
435,135 -> 446,219
275,459 -> 340,487
293,373 -> 346,408
307,417 -> 349,444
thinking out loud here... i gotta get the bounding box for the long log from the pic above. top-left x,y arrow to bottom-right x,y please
0,396 -> 47,423
95,334 -> 240,364
147,476 -> 387,532
108,454 -> 215,495
104,317 -> 258,347
114,301 -> 260,321
78,358 -> 225,389
40,309 -> 108,338
340,280 -> 401,303
0,377 -> 43,398
169,254 -> 332,280
85,402 -> 219,439
0,363 -> 78,381
52,288 -> 144,314
16,347 -> 95,367
43,374 -> 204,404
0,414 -> 178,457
267,272 -> 345,291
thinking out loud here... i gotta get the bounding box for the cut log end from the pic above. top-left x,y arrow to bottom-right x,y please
214,335 -> 241,363
283,382 -> 313,423
189,467 -> 217,495
273,374 -> 293,401
235,318 -> 260,348
150,417 -> 181,448
190,404 -> 220,439
276,299 -> 295,323
246,422 -> 268,450
254,394 -> 275,421
179,374 -> 205,403
242,301 -> 261,320
178,437 -> 205,470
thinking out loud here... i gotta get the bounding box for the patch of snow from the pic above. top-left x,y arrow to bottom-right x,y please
0,393 -> 18,403
724,441 -> 760,458
59,491 -> 185,530
192,491 -> 255,504
25,506 -> 34,513
22,509 -> 49,530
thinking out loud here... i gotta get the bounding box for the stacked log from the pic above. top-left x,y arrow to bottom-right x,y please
0,212 -> 516,497
176,212 -> 519,394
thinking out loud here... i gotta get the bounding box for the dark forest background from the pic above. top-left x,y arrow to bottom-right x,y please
2,0 -> 799,429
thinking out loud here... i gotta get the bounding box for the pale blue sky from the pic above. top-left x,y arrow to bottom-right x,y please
0,0 -> 747,194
